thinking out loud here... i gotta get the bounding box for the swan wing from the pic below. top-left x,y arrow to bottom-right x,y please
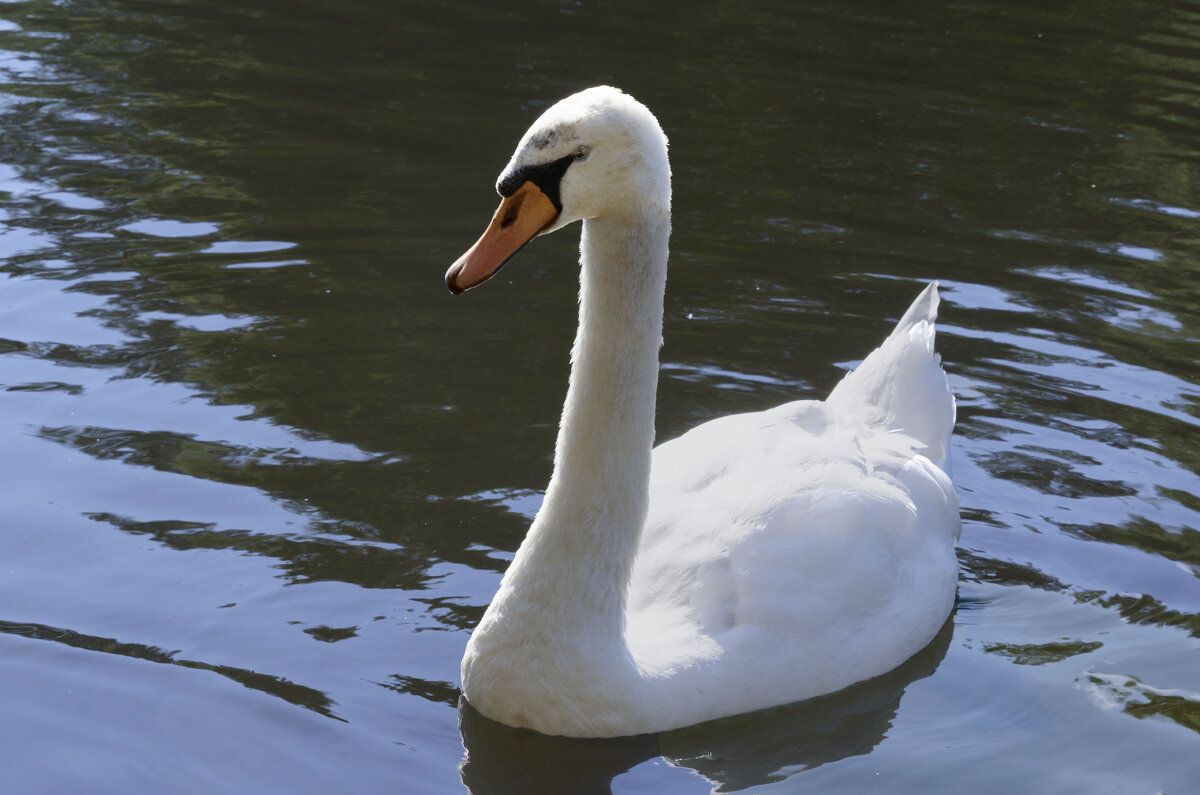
626,284 -> 958,710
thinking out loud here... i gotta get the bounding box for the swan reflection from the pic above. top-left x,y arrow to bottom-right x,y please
460,618 -> 952,793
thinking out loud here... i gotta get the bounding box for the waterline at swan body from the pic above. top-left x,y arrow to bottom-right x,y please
446,86 -> 959,738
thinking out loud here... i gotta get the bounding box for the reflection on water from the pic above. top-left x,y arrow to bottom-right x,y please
2,0 -> 1200,792
0,617 -> 342,719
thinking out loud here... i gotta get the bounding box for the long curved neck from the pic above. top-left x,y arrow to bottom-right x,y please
501,210 -> 670,631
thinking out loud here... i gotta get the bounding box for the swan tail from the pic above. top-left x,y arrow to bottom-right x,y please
825,282 -> 955,469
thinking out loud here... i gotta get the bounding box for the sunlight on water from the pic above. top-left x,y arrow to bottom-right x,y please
1,0 -> 1199,792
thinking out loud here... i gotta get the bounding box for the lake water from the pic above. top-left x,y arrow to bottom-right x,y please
2,1 -> 1198,792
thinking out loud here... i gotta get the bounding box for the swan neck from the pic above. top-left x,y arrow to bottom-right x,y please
510,211 -> 669,616
462,208 -> 671,725
554,213 -> 668,519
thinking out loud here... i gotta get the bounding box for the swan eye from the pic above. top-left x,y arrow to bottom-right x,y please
572,145 -> 590,161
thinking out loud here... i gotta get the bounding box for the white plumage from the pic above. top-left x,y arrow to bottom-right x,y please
448,86 -> 959,738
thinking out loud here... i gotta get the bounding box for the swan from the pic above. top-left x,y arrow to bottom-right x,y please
445,86 -> 959,738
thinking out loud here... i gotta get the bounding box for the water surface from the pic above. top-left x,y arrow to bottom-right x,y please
2,1 -> 1199,792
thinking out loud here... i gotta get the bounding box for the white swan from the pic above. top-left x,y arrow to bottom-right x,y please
445,86 -> 959,738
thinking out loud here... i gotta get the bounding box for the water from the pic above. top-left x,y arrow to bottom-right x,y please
2,0 -> 1198,792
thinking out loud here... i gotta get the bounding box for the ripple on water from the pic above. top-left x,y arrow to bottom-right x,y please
2,1 -> 1200,792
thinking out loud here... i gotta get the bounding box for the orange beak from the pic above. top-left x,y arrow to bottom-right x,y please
445,181 -> 560,294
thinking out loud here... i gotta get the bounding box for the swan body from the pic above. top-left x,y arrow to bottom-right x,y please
447,86 -> 959,738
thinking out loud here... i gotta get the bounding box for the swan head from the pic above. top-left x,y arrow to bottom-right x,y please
445,86 -> 670,294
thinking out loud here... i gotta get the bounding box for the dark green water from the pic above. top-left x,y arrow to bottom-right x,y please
2,1 -> 1198,792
